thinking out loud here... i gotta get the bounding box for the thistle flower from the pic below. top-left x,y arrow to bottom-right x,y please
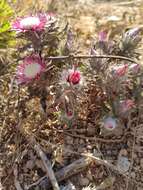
103,117 -> 117,131
119,99 -> 135,114
16,55 -> 46,84
112,64 -> 128,77
12,13 -> 55,32
61,68 -> 82,86
98,31 -> 107,42
67,70 -> 81,85
64,110 -> 74,120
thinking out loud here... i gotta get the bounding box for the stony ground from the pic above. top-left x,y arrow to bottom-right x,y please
1,0 -> 143,190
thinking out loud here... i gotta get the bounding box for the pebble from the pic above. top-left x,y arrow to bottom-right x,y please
66,136 -> 73,145
78,146 -> 86,153
137,187 -> 143,190
79,177 -> 90,186
135,157 -> 140,165
127,140 -> 132,147
131,172 -> 136,178
119,149 -> 128,156
79,139 -> 85,144
65,145 -> 73,156
117,156 -> 130,173
25,160 -> 35,170
132,153 -> 137,159
74,138 -> 79,145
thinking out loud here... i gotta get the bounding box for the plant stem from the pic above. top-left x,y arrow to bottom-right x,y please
47,54 -> 138,64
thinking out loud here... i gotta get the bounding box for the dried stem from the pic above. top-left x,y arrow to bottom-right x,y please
13,164 -> 23,190
59,131 -> 132,143
26,157 -> 92,190
34,143 -> 60,190
47,54 -> 138,64
26,145 -> 143,190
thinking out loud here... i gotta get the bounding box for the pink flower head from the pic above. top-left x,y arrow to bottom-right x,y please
112,64 -> 128,77
65,110 -> 74,120
12,15 -> 48,32
103,117 -> 117,131
98,31 -> 107,42
119,99 -> 135,113
67,70 -> 81,85
129,63 -> 140,74
16,55 -> 46,84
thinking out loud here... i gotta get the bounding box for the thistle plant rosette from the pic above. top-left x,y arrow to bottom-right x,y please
16,55 -> 46,84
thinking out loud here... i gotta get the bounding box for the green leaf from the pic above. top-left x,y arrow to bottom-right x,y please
0,0 -> 16,50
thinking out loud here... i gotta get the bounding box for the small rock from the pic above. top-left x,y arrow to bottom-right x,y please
60,182 -> 76,190
135,157 -> 140,165
66,136 -> 73,145
87,145 -> 92,150
133,153 -> 137,159
117,156 -> 130,173
131,172 -> 136,178
26,160 -> 35,170
79,139 -> 85,144
137,187 -> 143,190
35,159 -> 46,172
136,172 -> 141,181
74,138 -> 79,145
127,140 -> 132,147
78,146 -> 86,153
119,149 -> 128,156
64,145 -> 73,157
79,177 -> 89,186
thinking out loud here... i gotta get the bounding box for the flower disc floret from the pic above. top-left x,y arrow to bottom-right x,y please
16,55 -> 46,84
12,15 -> 48,32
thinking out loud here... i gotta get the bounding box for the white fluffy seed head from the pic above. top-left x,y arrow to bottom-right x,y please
20,17 -> 40,29
24,62 -> 41,78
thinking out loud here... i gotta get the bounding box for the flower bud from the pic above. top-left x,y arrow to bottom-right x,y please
98,31 -> 107,42
121,27 -> 141,51
67,70 -> 81,85
129,63 -> 140,74
103,117 -> 117,131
